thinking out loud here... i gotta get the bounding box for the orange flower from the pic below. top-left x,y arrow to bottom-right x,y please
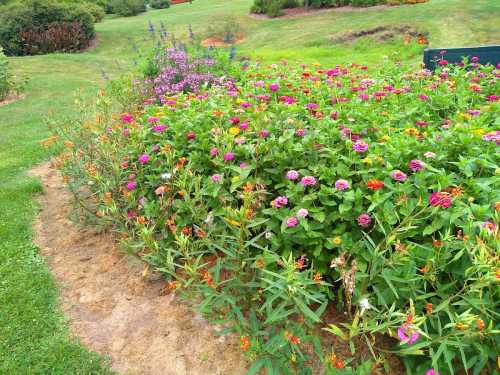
195,228 -> 207,238
313,272 -> 322,284
167,281 -> 178,290
181,226 -> 192,236
367,179 -> 385,190
494,202 -> 500,212
425,303 -> 433,314
432,240 -> 443,248
284,331 -> 301,345
477,319 -> 485,330
240,336 -> 250,351
137,216 -> 147,225
330,353 -> 345,369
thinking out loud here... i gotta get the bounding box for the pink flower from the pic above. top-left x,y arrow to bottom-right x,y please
230,117 -> 240,125
300,176 -> 317,186
330,111 -> 339,120
286,216 -> 299,228
397,324 -> 420,345
269,83 -> 280,92
297,209 -> 309,218
122,128 -> 130,137
152,124 -> 167,133
239,121 -> 249,130
426,370 -> 439,375
223,152 -> 235,161
429,191 -> 452,208
147,116 -> 160,123
259,129 -> 270,138
424,151 -> 436,158
126,181 -> 137,191
239,162 -> 248,169
409,159 -> 425,172
138,154 -> 150,165
273,196 -> 288,208
211,174 -> 222,183
416,120 -> 428,127
121,113 -> 133,123
352,140 -> 369,153
390,170 -> 407,182
486,95 -> 498,102
295,128 -> 307,137
306,103 -> 319,111
335,179 -> 350,190
286,170 -> 299,180
357,213 -> 372,227
210,147 -> 219,157
187,131 -> 196,141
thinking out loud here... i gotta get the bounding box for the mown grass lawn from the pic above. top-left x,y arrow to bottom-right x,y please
0,0 -> 498,372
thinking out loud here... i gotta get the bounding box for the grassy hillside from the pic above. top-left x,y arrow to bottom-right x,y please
0,0 -> 498,372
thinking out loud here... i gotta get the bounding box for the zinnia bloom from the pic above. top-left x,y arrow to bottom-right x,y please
367,179 -> 384,190
390,170 -> 407,182
357,213 -> 372,227
287,216 -> 299,228
138,154 -> 150,165
210,147 -> 219,157
126,181 -> 137,191
259,129 -> 270,138
286,170 -> 299,180
121,113 -> 133,123
409,159 -> 425,172
273,196 -> 288,208
269,83 -> 280,92
152,124 -> 167,133
397,323 -> 420,345
352,140 -> 369,153
297,208 -> 309,218
223,152 -> 235,161
211,174 -> 222,183
429,191 -> 452,208
295,128 -> 307,137
335,179 -> 350,190
425,370 -> 439,375
187,131 -> 196,141
300,176 -> 317,186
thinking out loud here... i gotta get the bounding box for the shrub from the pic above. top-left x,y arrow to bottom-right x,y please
82,1 -> 105,22
52,56 -> 500,374
149,0 -> 170,9
0,46 -> 26,101
204,16 -> 245,44
0,0 -> 95,56
109,0 -> 146,16
251,0 -> 299,17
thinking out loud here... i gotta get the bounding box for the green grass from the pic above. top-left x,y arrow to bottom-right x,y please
0,0 -> 498,372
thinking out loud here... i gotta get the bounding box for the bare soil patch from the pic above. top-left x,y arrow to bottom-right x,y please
331,24 -> 428,43
0,93 -> 26,107
201,37 -> 245,48
30,163 -> 248,375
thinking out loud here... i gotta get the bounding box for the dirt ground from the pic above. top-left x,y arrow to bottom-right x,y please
30,163 -> 248,375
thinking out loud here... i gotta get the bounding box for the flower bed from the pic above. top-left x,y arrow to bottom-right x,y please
52,54 -> 499,374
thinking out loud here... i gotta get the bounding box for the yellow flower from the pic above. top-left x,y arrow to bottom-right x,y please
405,128 -> 420,136
374,156 -> 385,165
231,176 -> 240,183
229,127 -> 240,136
472,128 -> 485,136
362,157 -> 373,165
379,135 -> 391,142
155,111 -> 165,116
332,236 -> 342,246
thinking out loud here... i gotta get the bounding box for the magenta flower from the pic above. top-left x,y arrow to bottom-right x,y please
295,128 -> 307,137
239,121 -> 249,130
486,95 -> 498,102
121,113 -> 133,123
122,128 -> 130,137
335,179 -> 350,191
230,117 -> 240,125
259,129 -> 270,138
429,191 -> 452,208
390,170 -> 407,182
126,181 -> 137,191
273,196 -> 288,208
269,83 -> 280,92
300,176 -> 317,186
397,323 -> 420,345
416,120 -> 428,127
426,370 -> 439,375
187,131 -> 196,141
330,111 -> 339,120
297,208 -> 309,218
211,174 -> 222,183
352,140 -> 369,153
357,213 -> 372,227
152,124 -> 167,133
409,159 -> 425,172
138,154 -> 150,165
239,162 -> 248,169
210,147 -> 219,157
223,152 -> 235,162
286,216 -> 299,228
306,103 -> 319,111
147,116 -> 160,123
286,170 -> 299,181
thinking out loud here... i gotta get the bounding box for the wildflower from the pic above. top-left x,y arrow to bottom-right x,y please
329,353 -> 345,369
187,131 -> 196,141
295,128 -> 307,137
359,298 -> 371,315
287,217 -> 299,228
476,319 -> 485,330
332,236 -> 342,245
424,151 -> 436,158
229,127 -> 240,136
367,179 -> 384,190
240,336 -> 250,351
429,191 -> 453,208
486,95 -> 499,102
259,129 -> 270,138
313,272 -> 322,283
357,213 -> 372,227
284,331 -> 301,345
335,179 -> 350,191
211,174 -> 222,183
297,208 -> 309,218
223,152 -> 235,161
425,303 -> 433,314
426,370 -> 439,375
239,121 -> 249,130
409,159 -> 425,172
210,147 -> 219,157
269,83 -> 280,92
416,120 -> 428,127
239,162 -> 248,169
147,116 -> 160,123
390,170 -> 407,182
121,113 -> 133,123
272,196 -> 288,208
352,140 -> 369,153
122,128 -> 130,137
138,154 -> 150,165
482,131 -> 500,144
126,181 -> 136,191
229,116 -> 240,125
265,231 -> 273,239
300,176 -> 317,186
286,170 -> 299,180
480,221 -> 497,235
397,323 -> 420,345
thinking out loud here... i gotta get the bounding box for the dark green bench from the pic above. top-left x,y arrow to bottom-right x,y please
423,45 -> 500,71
